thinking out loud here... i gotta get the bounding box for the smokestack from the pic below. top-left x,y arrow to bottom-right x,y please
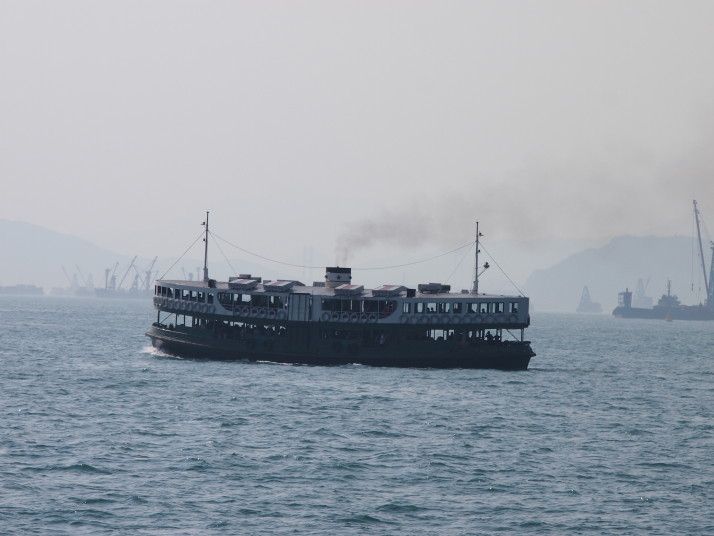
325,267 -> 352,289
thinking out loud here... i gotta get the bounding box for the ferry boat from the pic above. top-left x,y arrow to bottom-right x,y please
146,217 -> 535,370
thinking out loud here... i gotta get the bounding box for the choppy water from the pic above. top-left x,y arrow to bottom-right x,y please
1,296 -> 712,535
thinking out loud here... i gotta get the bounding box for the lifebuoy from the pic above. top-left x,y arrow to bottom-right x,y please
368,313 -> 378,322
440,315 -> 450,324
241,307 -> 250,316
399,315 -> 408,323
359,313 -> 368,323
208,305 -> 215,314
474,315 -> 483,324
349,313 -> 358,323
429,316 -> 439,324
277,311 -> 287,320
321,311 -> 331,321
495,314 -> 505,323
485,315 -> 494,324
452,315 -> 462,324
508,314 -> 518,323
331,312 -> 340,321
418,316 -> 428,324
340,312 -> 350,322
267,309 -> 277,319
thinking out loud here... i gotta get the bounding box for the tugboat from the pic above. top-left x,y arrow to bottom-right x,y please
146,216 -> 536,370
612,200 -> 714,321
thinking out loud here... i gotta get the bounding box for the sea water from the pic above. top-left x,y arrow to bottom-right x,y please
0,296 -> 712,535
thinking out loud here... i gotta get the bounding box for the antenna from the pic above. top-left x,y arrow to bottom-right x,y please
202,212 -> 210,282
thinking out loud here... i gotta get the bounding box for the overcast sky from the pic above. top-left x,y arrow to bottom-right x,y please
2,1 -> 713,288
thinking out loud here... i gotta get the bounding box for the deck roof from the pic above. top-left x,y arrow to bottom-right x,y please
158,279 -> 521,299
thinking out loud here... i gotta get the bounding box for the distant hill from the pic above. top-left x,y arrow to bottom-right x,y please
523,235 -> 712,312
0,219 -> 277,293
3,220 -> 711,309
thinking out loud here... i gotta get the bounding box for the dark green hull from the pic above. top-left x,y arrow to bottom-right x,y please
146,323 -> 534,371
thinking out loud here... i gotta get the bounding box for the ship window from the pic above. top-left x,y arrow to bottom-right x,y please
427,302 -> 437,313
416,302 -> 425,314
207,293 -> 214,304
198,292 -> 206,303
182,289 -> 190,300
438,302 -> 450,313
402,303 -> 410,314
495,302 -> 504,313
509,302 -> 519,313
479,302 -> 488,314
467,303 -> 478,313
453,302 -> 462,314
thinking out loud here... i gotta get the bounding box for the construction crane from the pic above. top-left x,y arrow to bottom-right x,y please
117,256 -> 137,291
104,262 -> 119,290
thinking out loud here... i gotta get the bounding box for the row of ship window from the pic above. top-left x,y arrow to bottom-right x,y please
155,286 -> 214,303
155,286 -> 520,316
403,301 -> 519,314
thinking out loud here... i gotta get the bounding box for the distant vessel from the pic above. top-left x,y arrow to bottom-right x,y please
146,216 -> 536,370
576,286 -> 602,313
612,200 -> 714,321
0,284 -> 43,296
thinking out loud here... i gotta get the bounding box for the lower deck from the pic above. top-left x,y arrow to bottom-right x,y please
147,312 -> 535,370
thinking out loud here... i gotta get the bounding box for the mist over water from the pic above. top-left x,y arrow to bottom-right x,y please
1,296 -> 712,535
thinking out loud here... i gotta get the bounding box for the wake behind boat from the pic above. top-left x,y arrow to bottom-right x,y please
146,217 -> 535,370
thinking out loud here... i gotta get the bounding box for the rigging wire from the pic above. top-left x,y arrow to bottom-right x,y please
158,231 -> 205,280
443,242 -> 475,285
211,232 -> 322,269
208,231 -> 238,276
210,231 -> 474,272
159,227 -> 523,295
352,242 -> 473,271
479,242 -> 525,296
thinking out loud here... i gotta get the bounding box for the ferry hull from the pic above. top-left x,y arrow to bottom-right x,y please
146,325 -> 534,371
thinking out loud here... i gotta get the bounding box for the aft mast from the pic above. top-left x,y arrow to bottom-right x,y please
471,222 -> 489,294
202,211 -> 210,282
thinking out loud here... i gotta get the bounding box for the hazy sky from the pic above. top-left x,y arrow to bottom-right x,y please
2,1 -> 714,288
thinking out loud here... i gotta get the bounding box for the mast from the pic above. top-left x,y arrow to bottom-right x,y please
472,222 -> 487,294
709,243 -> 714,310
202,211 -> 210,282
693,200 -> 709,298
